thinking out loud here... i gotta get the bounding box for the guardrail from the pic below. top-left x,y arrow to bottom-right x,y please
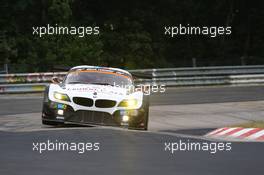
130,65 -> 264,77
0,72 -> 66,84
1,65 -> 264,93
0,64 -> 8,74
0,83 -> 46,93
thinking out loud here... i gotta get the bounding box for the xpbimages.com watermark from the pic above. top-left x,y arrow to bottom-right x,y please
32,140 -> 100,154
113,83 -> 166,96
32,24 -> 100,37
66,83 -> 167,96
164,140 -> 232,154
164,24 -> 232,38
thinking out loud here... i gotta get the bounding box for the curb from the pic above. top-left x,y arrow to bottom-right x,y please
205,127 -> 264,141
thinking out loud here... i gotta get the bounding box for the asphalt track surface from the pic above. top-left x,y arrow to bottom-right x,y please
1,86 -> 264,175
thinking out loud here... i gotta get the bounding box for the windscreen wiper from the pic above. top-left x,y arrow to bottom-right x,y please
67,81 -> 86,84
90,82 -> 114,86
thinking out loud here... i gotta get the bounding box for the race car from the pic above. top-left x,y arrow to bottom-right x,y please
41,65 -> 149,130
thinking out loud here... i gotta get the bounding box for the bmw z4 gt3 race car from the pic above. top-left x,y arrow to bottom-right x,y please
42,66 -> 149,130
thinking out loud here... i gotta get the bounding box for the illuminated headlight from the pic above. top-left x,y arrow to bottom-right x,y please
57,109 -> 64,115
122,115 -> 129,122
54,92 -> 71,102
118,99 -> 138,107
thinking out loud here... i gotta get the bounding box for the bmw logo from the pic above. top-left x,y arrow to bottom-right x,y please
93,92 -> 97,98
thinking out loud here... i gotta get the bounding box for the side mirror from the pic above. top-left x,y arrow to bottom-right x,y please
51,77 -> 62,84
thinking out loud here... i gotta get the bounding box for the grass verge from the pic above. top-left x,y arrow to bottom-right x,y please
233,121 -> 264,129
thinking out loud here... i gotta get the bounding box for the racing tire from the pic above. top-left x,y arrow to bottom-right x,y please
129,95 -> 149,130
142,95 -> 149,130
42,119 -> 60,126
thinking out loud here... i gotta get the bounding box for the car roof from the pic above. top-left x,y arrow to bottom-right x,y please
70,65 -> 132,76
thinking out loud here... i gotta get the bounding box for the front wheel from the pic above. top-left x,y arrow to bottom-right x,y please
42,119 -> 61,126
141,97 -> 149,130
129,95 -> 149,130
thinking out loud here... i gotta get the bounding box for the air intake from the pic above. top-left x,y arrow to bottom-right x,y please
73,97 -> 93,107
95,99 -> 116,108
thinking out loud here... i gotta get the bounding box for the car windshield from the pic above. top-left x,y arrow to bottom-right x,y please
64,70 -> 132,86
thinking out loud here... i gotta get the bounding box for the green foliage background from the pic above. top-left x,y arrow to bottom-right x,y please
0,0 -> 264,72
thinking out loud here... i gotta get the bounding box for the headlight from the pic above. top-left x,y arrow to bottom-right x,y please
54,92 -> 71,102
122,115 -> 129,122
118,99 -> 138,107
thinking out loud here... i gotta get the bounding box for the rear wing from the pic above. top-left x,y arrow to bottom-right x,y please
52,65 -> 153,80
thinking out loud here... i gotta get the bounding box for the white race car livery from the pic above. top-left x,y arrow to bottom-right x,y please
42,65 -> 149,130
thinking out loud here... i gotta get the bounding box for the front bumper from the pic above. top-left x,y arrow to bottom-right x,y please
42,100 -> 146,128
